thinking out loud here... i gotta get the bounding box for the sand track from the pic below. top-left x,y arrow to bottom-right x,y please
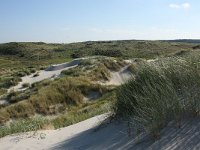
1,114 -> 200,150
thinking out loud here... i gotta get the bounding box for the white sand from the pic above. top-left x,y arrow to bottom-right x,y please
0,114 -> 109,150
8,60 -> 82,93
0,99 -> 8,105
106,66 -> 132,86
1,114 -> 200,150
147,58 -> 158,63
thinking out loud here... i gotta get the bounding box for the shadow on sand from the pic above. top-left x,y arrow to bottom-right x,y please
50,117 -> 200,150
50,120 -> 151,150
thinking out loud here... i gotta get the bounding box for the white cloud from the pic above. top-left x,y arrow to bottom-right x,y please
169,2 -> 190,9
182,3 -> 190,9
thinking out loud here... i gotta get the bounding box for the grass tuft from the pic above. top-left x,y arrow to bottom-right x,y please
115,56 -> 200,138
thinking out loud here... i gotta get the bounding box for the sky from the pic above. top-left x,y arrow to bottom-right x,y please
0,0 -> 200,43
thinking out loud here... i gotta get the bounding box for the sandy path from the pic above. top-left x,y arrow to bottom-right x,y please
1,114 -> 200,150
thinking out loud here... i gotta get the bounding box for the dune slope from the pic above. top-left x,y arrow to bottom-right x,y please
1,114 -> 200,150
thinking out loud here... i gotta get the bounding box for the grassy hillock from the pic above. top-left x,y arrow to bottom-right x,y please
61,57 -> 127,81
0,76 -> 112,123
115,52 -> 200,139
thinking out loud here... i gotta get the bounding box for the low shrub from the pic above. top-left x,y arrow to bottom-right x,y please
94,49 -> 122,57
30,68 -> 36,73
6,102 -> 35,119
22,83 -> 30,88
0,76 -> 21,88
0,109 -> 10,124
39,66 -> 46,70
7,90 -> 31,103
17,71 -> 26,77
0,88 -> 6,95
33,72 -> 39,77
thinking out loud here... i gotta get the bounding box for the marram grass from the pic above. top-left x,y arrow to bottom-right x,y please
115,56 -> 200,138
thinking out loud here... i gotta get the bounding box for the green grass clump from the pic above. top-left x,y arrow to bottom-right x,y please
0,88 -> 7,95
22,83 -> 30,88
52,92 -> 115,129
7,90 -> 31,103
6,101 -> 35,119
0,117 -> 50,138
115,57 -> 200,138
61,67 -> 83,77
103,58 -> 126,71
127,63 -> 139,75
0,110 -> 10,124
16,71 -> 27,77
0,76 -> 21,89
33,72 -> 39,77
92,64 -> 111,81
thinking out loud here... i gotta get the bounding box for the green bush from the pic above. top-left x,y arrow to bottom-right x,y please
0,88 -> 7,95
22,83 -> 30,88
6,102 -> 35,119
7,90 -> 31,103
17,71 -> 27,77
30,68 -> 36,73
0,109 -> 10,124
33,72 -> 39,77
94,49 -> 122,57
0,76 -> 21,88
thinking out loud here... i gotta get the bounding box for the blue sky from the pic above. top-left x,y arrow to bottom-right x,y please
0,0 -> 200,43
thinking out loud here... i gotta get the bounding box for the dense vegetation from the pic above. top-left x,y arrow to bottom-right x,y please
115,52 -> 200,139
0,40 -> 195,63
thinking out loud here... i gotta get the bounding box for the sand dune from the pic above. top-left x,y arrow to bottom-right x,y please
8,60 -> 82,93
1,113 -> 200,150
106,65 -> 132,86
0,58 -> 132,105
4,56 -> 133,93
